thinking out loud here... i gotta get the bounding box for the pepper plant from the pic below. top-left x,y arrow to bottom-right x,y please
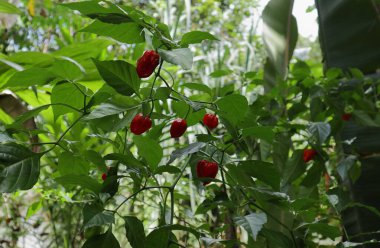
0,0 -> 379,247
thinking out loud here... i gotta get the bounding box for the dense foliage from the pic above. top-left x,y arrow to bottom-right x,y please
0,0 -> 379,247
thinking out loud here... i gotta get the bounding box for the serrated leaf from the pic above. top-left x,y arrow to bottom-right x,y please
158,48 -> 193,70
234,213 -> 267,240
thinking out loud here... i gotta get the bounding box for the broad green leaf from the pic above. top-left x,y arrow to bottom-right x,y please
145,228 -> 170,248
154,165 -> 181,175
26,200 -> 43,220
308,122 -> 331,144
8,52 -> 54,67
124,216 -> 146,248
239,160 -> 280,190
82,229 -> 121,248
55,174 -> 102,193
51,82 -> 88,120
234,213 -> 267,240
5,68 -> 56,87
93,59 -> 141,96
83,203 -> 115,229
181,83 -> 212,95
103,152 -> 145,171
337,155 -> 357,181
216,94 -> 248,125
53,39 -> 114,61
281,150 -> 305,186
209,69 -> 232,78
155,87 -> 171,100
241,126 -> 275,143
80,20 -> 144,44
0,0 -> 21,14
307,223 -> 341,239
262,0 -> 298,77
58,152 -> 89,176
133,136 -> 163,171
168,142 -> 206,164
9,105 -> 50,128
180,31 -> 218,46
0,143 -> 40,193
158,48 -> 193,70
84,103 -> 127,120
49,59 -> 84,81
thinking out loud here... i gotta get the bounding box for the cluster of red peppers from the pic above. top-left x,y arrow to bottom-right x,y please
133,50 -> 220,185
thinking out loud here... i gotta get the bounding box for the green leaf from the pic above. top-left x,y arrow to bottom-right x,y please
308,122 -> 331,144
58,152 -> 89,176
83,203 -> 115,229
158,48 -> 193,70
154,165 -> 181,175
133,136 -> 163,171
181,83 -> 212,95
180,31 -> 218,46
209,69 -> 232,78
9,105 -> 50,128
80,20 -> 145,44
307,223 -> 341,239
0,0 -> 21,14
93,59 -> 141,96
241,126 -> 275,143
262,0 -> 298,77
82,228 -> 120,248
49,59 -> 84,81
55,174 -> 102,193
281,150 -> 305,186
51,82 -> 88,120
155,87 -> 171,100
168,142 -> 206,164
124,216 -> 146,248
239,160 -> 280,190
216,94 -> 248,125
5,68 -> 56,87
234,213 -> 267,241
84,103 -> 127,120
0,143 -> 40,193
337,155 -> 357,181
26,200 -> 43,220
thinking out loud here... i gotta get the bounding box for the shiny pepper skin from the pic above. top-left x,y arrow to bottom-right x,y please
203,113 -> 219,129
130,113 -> 152,135
196,160 -> 219,185
303,149 -> 317,163
341,113 -> 352,121
170,118 -> 187,138
136,50 -> 160,78
101,173 -> 107,181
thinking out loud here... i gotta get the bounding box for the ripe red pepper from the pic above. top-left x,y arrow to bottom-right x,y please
136,50 -> 160,78
170,118 -> 187,138
203,113 -> 219,129
303,149 -> 317,163
341,113 -> 352,121
130,113 -> 152,135
196,160 -> 219,185
101,173 -> 107,181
